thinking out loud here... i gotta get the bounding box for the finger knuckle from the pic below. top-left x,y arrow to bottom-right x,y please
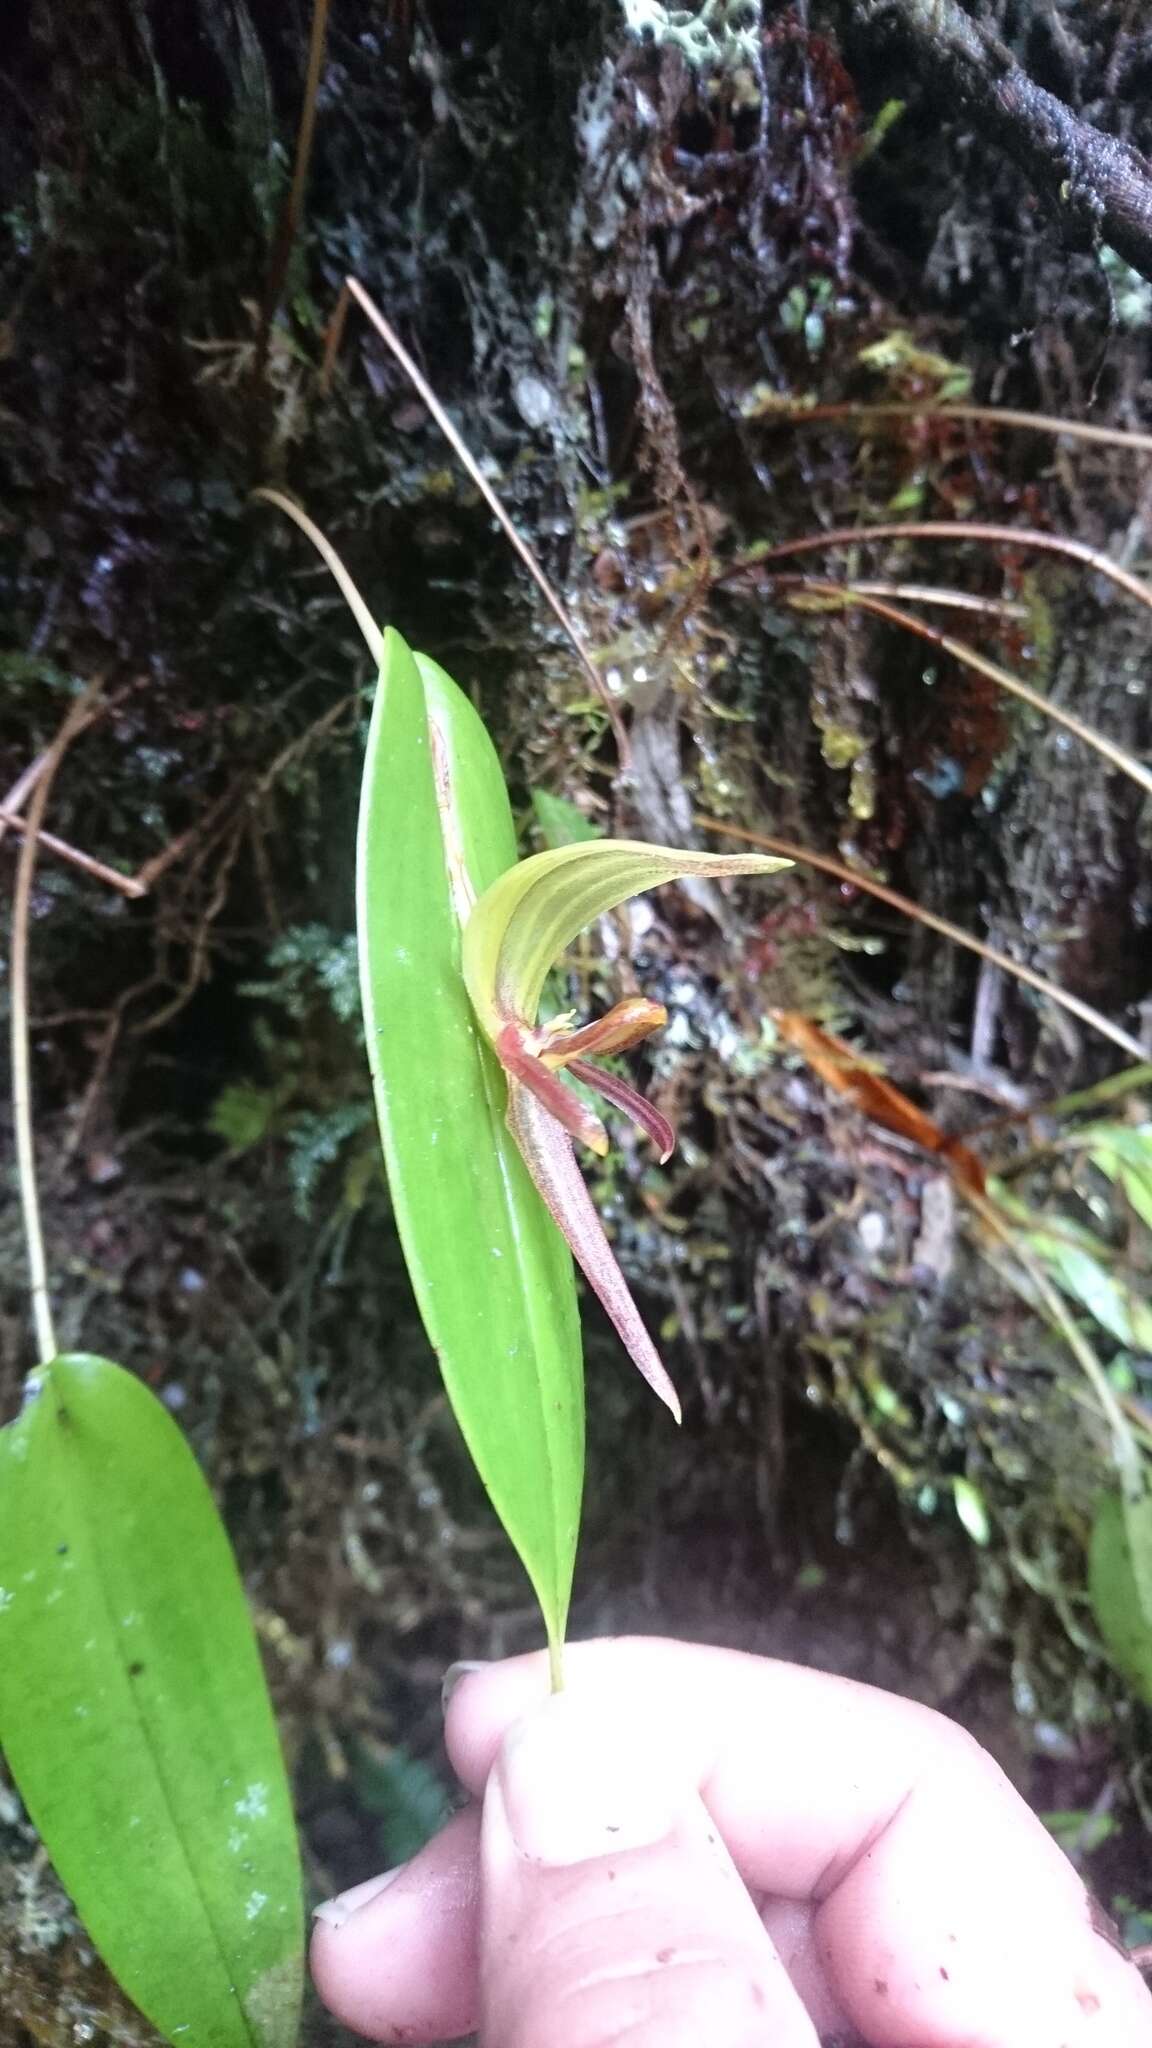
505,1939 -> 776,2048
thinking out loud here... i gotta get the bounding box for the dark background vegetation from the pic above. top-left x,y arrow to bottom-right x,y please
2,1 -> 1151,2040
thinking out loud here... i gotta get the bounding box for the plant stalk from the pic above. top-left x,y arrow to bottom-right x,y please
0,809 -> 147,896
777,576 -> 1152,798
724,521 -> 1152,619
252,0 -> 331,400
751,399 -> 1152,459
548,1634 -> 565,1694
969,1190 -> 1137,1481
695,816 -> 1147,1064
10,683 -> 103,1365
327,276 -> 632,768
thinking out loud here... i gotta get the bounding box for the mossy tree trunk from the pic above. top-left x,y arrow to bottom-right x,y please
2,3 -> 1150,2040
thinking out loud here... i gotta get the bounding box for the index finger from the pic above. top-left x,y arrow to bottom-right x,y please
446,1637 -> 1151,2046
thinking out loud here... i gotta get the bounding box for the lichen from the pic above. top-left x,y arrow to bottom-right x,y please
618,0 -> 764,67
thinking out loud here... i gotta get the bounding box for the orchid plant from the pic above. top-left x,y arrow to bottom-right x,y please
260,465 -> 797,1692
266,420 -> 1152,1707
350,614 -> 787,1679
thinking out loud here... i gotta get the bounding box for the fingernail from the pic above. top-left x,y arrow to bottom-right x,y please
312,1866 -> 403,1929
442,1658 -> 487,1716
493,1693 -> 680,1867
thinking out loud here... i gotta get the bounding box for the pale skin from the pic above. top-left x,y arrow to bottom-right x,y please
311,1637 -> 1152,2048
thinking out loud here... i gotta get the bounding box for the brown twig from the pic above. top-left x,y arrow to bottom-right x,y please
0,681 -> 132,852
748,398 -> 1152,459
843,580 -> 1028,620
130,791 -> 236,895
61,985 -> 141,1165
0,808 -> 147,897
252,0 -> 331,402
856,0 -> 1152,283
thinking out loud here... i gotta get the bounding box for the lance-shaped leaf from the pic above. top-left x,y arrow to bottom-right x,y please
1089,1476 -> 1152,1705
461,840 -> 790,1419
357,630 -> 584,1671
0,1354 -> 303,2048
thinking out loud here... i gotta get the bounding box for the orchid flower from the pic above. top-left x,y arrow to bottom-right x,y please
462,841 -> 790,1421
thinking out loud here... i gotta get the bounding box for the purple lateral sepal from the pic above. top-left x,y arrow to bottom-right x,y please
506,1080 -> 682,1423
566,1058 -> 675,1163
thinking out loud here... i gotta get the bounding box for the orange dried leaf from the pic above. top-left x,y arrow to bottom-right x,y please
773,1011 -> 985,1194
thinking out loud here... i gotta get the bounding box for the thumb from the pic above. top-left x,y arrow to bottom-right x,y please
478,1690 -> 818,2048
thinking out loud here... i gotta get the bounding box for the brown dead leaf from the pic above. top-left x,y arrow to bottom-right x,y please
773,1010 -> 985,1195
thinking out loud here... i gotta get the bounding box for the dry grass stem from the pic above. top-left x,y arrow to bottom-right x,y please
10,680 -> 107,1364
329,276 -> 631,765
777,576 -> 1152,797
694,815 -> 1147,1065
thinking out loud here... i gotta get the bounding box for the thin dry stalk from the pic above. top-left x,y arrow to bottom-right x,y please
751,399 -> 1152,459
325,276 -> 631,765
845,582 -> 1027,620
10,680 -> 106,1365
725,521 -> 1152,618
254,486 -> 384,664
777,576 -> 1152,798
693,815 -> 1147,1065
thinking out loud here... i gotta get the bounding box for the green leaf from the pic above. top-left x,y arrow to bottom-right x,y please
1029,1236 -> 1152,1352
462,841 -> 791,1042
951,1474 -> 991,1547
1081,1122 -> 1152,1234
531,788 -> 604,848
1089,1478 -> 1152,1704
0,1355 -> 302,2048
994,1188 -> 1152,1352
351,1740 -> 450,1867
356,630 -> 584,1664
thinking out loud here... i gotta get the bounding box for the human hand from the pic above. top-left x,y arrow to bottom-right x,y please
311,1637 -> 1152,2046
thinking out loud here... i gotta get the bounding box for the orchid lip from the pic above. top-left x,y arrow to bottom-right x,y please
540,997 -> 668,1065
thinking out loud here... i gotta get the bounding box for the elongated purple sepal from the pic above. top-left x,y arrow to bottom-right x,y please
566,1058 -> 676,1163
506,1081 -> 682,1423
